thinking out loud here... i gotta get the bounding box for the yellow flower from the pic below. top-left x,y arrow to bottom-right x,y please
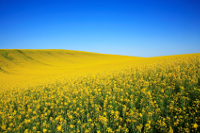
145,123 -> 151,129
57,125 -> 62,131
25,119 -> 31,124
106,127 -> 113,132
103,112 -> 107,116
124,128 -> 129,133
169,126 -> 173,133
88,118 -> 92,122
24,129 -> 29,133
194,123 -> 198,129
9,123 -> 14,127
111,110 -> 114,115
33,126 -> 37,130
70,124 -> 74,128
97,131 -> 101,133
85,129 -> 89,133
43,128 -> 47,133
1,125 -> 6,130
136,125 -> 141,131
69,115 -> 73,119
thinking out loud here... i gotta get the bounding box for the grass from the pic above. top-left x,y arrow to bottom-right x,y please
0,49 -> 199,133
0,50 -> 14,61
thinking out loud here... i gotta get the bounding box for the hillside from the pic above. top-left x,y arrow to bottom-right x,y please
0,49 -> 199,90
0,50 -> 200,132
0,49 -> 141,89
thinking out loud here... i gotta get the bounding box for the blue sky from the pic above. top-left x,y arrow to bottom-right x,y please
0,0 -> 200,57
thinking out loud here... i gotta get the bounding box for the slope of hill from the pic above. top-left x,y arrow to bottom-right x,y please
0,49 -> 200,132
0,49 -> 199,90
0,49 -> 141,89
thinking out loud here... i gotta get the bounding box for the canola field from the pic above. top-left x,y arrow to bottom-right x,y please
0,49 -> 200,133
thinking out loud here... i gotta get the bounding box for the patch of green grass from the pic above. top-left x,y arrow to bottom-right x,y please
15,50 -> 33,60
0,50 -> 14,61
0,66 -> 7,73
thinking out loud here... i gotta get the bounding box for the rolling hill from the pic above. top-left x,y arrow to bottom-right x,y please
0,49 -> 199,132
0,49 -> 142,90
0,49 -> 199,90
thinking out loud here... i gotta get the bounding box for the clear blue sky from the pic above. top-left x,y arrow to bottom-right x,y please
0,0 -> 200,57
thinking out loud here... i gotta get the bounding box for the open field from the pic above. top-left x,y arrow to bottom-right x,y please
0,50 -> 200,133
0,49 -> 142,90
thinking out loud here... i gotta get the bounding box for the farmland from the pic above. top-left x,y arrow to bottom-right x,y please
0,49 -> 199,133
